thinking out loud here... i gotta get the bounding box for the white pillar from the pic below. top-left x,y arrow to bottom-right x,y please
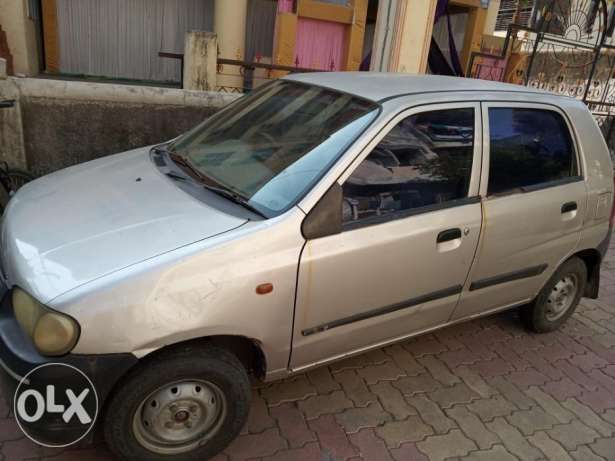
183,31 -> 218,91
370,0 -> 437,74
214,0 -> 248,90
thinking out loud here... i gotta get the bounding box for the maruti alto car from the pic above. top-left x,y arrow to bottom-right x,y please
0,73 -> 613,460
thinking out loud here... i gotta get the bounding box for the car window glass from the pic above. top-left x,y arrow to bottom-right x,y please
488,108 -> 577,195
342,108 -> 474,226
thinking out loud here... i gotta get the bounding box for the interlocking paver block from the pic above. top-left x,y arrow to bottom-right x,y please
260,441 -> 322,461
507,407 -> 559,436
406,394 -> 456,434
417,355 -> 461,386
270,403 -> 317,448
357,361 -> 406,385
438,348 -> 481,369
471,358 -> 514,378
589,437 -> 615,460
524,386 -> 575,423
390,442 -> 429,461
335,402 -> 392,434
446,405 -> 501,450
308,415 -> 359,460
370,381 -> 416,420
543,377 -> 585,400
547,420 -> 600,451
562,398 -> 615,437
487,375 -> 534,410
428,382 -> 479,409
507,368 -> 550,388
307,367 -> 340,394
466,395 -> 516,422
298,390 -> 353,420
578,388 -> 615,413
391,373 -> 441,396
348,428 -> 394,461
528,431 -> 574,461
404,335 -> 448,358
261,375 -> 317,407
224,428 -> 288,460
570,445 -> 608,461
569,352 -> 609,372
246,389 -> 276,433
456,365 -> 497,398
375,416 -> 434,448
460,444 -> 518,461
416,429 -> 477,461
384,344 -> 425,376
486,417 -> 543,461
334,370 -> 378,407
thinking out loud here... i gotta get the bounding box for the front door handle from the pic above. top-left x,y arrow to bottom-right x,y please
561,201 -> 578,214
437,228 -> 462,243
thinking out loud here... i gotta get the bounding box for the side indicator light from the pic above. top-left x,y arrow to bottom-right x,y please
256,283 -> 273,295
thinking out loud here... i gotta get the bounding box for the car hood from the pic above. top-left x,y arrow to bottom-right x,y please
1,146 -> 247,303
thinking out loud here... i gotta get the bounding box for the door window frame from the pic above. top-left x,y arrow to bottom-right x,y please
480,101 -> 584,199
335,102 -> 484,231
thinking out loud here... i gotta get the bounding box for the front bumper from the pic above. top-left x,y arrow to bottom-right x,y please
0,283 -> 138,436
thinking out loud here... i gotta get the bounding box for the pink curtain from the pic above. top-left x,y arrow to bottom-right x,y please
295,18 -> 346,70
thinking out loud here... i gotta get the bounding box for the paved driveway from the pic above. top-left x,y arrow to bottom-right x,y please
1,236 -> 614,461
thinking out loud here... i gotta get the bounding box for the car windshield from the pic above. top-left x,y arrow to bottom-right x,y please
167,80 -> 379,217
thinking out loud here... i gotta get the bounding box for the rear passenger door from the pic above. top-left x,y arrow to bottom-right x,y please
451,102 -> 587,320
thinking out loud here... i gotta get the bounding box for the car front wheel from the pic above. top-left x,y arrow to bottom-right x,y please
104,344 -> 251,461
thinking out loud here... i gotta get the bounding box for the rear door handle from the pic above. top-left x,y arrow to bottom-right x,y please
561,201 -> 577,214
437,228 -> 462,243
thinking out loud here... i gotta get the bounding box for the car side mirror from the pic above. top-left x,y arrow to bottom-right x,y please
301,183 -> 343,240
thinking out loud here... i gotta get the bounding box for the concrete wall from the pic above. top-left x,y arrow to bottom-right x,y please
0,0 -> 39,76
0,77 -> 239,175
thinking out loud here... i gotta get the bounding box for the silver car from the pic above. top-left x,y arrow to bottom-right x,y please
0,73 -> 613,460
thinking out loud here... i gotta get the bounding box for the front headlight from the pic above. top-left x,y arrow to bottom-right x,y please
12,288 -> 79,356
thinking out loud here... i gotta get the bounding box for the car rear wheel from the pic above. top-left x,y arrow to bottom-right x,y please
104,344 -> 251,461
520,257 -> 587,333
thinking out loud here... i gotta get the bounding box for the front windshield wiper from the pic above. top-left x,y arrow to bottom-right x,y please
202,183 -> 266,218
166,150 -> 266,218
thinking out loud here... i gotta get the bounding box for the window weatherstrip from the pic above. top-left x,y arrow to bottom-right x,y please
301,285 -> 463,337
343,196 -> 481,231
469,264 -> 548,291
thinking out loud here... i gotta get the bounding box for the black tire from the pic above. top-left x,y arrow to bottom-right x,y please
520,257 -> 587,333
104,344 -> 251,461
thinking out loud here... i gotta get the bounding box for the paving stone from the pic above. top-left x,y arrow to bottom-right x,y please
491,342 -> 531,371
506,368 -> 550,388
348,428 -> 394,461
224,428 -> 288,460
456,365 -> 497,398
588,368 -> 615,391
308,414 -> 359,460
507,407 -> 559,436
438,348 -> 481,369
524,351 -> 566,380
270,403 -> 317,448
486,417 -> 543,461
460,444 -> 518,461
487,375 -> 535,410
260,441 -> 322,461
384,344 -> 425,376
391,373 -> 441,396
578,388 -> 615,413
446,405 -> 500,450
554,360 -> 601,391
375,416 -> 434,448
298,390 -> 353,420
471,358 -> 514,378
246,389 -> 276,433
547,420 -> 600,451
418,355 -> 461,386
569,352 -> 610,372
536,343 -> 575,362
357,361 -> 406,385
427,383 -> 479,409
466,395 -> 517,422
329,356 -> 369,373
416,429 -> 477,461
590,437 -> 615,460
528,431 -> 574,461
603,409 -> 615,425
570,445 -> 608,461
370,381 -> 416,420
335,402 -> 392,434
406,394 -> 456,434
524,386 -> 575,423
562,398 -> 615,437
261,375 -> 317,407
390,442 -> 429,461
307,367 -> 340,394
404,335 -> 447,358
542,377 -> 585,400
334,370 -> 378,407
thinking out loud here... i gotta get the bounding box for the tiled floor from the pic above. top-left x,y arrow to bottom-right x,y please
1,235 -> 614,460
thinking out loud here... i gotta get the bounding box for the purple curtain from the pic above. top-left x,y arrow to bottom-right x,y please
429,0 -> 464,77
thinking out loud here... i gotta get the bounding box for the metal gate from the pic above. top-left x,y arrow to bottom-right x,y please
469,0 -> 615,158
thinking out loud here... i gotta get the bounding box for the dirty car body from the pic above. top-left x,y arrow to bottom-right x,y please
0,73 -> 613,459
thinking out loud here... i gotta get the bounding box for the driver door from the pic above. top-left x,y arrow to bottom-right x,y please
290,103 -> 483,370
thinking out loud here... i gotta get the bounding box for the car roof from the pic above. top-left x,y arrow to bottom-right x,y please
284,72 -> 549,102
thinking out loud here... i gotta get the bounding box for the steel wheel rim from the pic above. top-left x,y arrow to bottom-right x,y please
545,274 -> 578,321
132,379 -> 227,455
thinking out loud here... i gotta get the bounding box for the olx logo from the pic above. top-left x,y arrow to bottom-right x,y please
14,363 -> 99,448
